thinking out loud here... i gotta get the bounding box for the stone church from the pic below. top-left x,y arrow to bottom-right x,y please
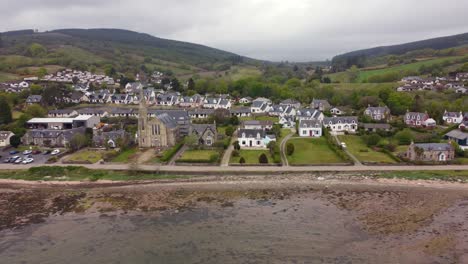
138,90 -> 179,148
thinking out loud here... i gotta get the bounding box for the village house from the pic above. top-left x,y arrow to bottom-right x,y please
268,105 -> 296,117
364,105 -> 391,122
279,116 -> 295,128
238,97 -> 253,104
0,131 -> 14,147
405,142 -> 455,162
93,129 -> 131,148
48,109 -> 79,118
404,111 -> 435,128
455,72 -> 468,82
230,107 -> 251,118
311,99 -> 331,111
237,128 -> 276,149
296,108 -> 324,121
77,108 -> 109,118
191,123 -> 217,146
188,109 -> 214,119
26,95 -> 42,105
279,99 -> 301,109
26,115 -> 100,130
250,100 -> 270,113
298,120 -> 322,137
445,129 -> 468,150
22,127 -> 86,147
323,116 -> 358,133
442,110 -> 464,124
241,120 -> 274,130
157,93 -> 179,106
179,94 -> 204,108
109,94 -> 131,104
109,108 -> 135,118
330,107 -> 343,116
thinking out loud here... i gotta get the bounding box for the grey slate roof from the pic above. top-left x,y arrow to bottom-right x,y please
296,108 -> 322,119
192,124 -> 216,135
445,129 -> 468,140
238,128 -> 265,138
156,113 -> 177,128
413,143 -> 453,151
323,116 -> 358,125
299,119 -> 321,128
26,95 -> 42,103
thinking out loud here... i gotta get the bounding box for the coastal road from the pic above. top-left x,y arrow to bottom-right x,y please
2,163 -> 467,173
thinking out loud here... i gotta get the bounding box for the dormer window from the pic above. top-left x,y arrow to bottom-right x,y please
257,133 -> 261,138
242,133 -> 246,138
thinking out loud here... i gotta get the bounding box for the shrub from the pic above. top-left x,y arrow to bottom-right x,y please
364,134 -> 382,146
395,129 -> 413,145
259,153 -> 269,164
239,157 -> 246,164
286,143 -> 295,156
233,141 -> 240,150
232,149 -> 240,157
9,135 -> 21,148
225,125 -> 234,137
160,142 -> 183,162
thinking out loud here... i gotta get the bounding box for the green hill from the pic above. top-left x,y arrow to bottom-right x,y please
332,32 -> 468,71
0,28 -> 257,80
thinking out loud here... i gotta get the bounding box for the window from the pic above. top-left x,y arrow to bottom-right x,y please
302,130 -> 307,135
242,141 -> 246,145
257,141 -> 261,145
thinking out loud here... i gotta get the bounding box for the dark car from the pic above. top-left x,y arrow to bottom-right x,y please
43,150 -> 51,155
9,150 -> 18,155
32,150 -> 42,155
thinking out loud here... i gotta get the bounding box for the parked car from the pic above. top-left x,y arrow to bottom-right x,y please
14,158 -> 23,164
3,157 -> 11,163
23,150 -> 32,155
22,158 -> 34,164
32,150 -> 42,155
9,150 -> 18,155
340,142 -> 347,149
51,149 -> 60,155
10,156 -> 20,161
43,150 -> 51,155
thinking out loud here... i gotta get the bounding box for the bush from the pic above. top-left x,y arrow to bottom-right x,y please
225,125 -> 234,137
9,135 -> 21,148
395,129 -> 413,145
160,142 -> 183,162
233,141 -> 240,150
239,157 -> 246,164
363,134 -> 382,146
259,153 -> 269,164
286,143 -> 295,156
232,149 -> 240,157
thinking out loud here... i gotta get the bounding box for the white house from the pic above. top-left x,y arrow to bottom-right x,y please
237,129 -> 276,149
0,131 -> 14,147
298,120 -> 322,137
250,101 -> 270,113
323,116 -> 358,134
330,107 -> 343,116
239,97 -> 253,104
442,110 -> 463,124
296,108 -> 324,121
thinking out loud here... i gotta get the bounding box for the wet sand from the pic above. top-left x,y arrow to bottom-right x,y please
1,175 -> 468,263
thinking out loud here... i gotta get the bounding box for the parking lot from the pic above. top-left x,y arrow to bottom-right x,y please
0,148 -> 58,165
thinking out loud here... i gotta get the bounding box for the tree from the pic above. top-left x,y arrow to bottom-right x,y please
0,96 -> 12,125
104,64 -> 117,77
225,125 -> 234,137
347,65 -> 360,82
286,143 -> 295,156
187,78 -> 195,90
25,104 -> 47,117
69,134 -> 89,151
395,129 -> 413,145
30,84 -> 43,95
411,94 -> 424,112
387,92 -> 413,115
267,141 -> 277,156
184,134 -> 199,148
9,135 -> 21,148
233,141 -> 240,151
37,68 -> 47,78
364,134 -> 381,146
27,43 -> 47,57
239,157 -> 246,164
259,153 -> 269,164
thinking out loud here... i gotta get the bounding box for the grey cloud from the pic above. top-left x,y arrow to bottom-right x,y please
1,0 -> 468,61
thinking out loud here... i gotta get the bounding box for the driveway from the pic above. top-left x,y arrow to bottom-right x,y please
331,134 -> 362,166
280,130 -> 295,166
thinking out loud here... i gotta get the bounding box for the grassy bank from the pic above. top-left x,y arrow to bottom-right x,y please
0,166 -> 187,181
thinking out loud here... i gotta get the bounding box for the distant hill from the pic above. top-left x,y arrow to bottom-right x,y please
0,28 -> 256,78
331,32 -> 468,71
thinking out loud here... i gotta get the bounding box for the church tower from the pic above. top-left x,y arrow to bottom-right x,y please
138,87 -> 149,148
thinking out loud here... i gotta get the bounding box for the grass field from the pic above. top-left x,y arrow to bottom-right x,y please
287,137 -> 345,165
111,148 -> 138,163
239,115 -> 278,122
177,149 -> 219,163
0,72 -> 20,82
338,135 -> 396,163
64,150 -> 106,164
230,149 -> 273,164
327,56 -> 463,83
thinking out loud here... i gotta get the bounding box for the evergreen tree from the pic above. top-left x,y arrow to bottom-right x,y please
0,96 -> 12,125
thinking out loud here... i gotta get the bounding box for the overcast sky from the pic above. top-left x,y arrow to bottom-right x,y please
2,0 -> 468,61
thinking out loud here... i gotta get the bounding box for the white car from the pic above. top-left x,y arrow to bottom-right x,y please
23,150 -> 32,155
51,149 -> 61,155
14,158 -> 23,164
340,142 -> 347,149
22,158 -> 34,164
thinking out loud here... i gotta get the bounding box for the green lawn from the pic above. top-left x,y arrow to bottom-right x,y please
65,150 -> 107,164
287,138 -> 345,165
177,149 -> 220,163
230,149 -> 273,164
338,135 -> 396,164
111,148 -> 138,163
0,72 -> 20,82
